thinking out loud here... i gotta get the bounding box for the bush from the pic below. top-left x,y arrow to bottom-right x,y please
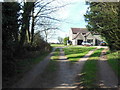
2,49 -> 16,77
64,37 -> 69,45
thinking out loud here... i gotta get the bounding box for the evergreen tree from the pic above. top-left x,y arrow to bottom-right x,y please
2,2 -> 21,77
84,2 -> 120,51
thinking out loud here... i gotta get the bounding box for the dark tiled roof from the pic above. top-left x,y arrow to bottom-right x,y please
71,28 -> 88,34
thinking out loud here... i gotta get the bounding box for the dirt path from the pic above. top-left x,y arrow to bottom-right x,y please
12,48 -> 56,88
54,48 -> 97,88
98,48 -> 118,88
27,48 -> 97,88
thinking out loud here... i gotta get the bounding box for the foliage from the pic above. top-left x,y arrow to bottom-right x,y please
84,2 -> 120,51
2,1 -> 71,87
64,37 -> 69,45
2,2 -> 21,77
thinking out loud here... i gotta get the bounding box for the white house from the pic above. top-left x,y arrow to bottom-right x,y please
69,28 -> 103,46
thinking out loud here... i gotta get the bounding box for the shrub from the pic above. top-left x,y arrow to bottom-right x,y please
64,37 -> 69,45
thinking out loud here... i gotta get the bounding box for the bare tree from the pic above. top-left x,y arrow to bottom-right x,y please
37,19 -> 58,42
29,0 -> 70,44
58,37 -> 63,44
18,0 -> 70,46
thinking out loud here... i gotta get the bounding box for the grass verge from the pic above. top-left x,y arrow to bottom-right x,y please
80,48 -> 104,88
107,50 -> 120,77
3,50 -> 51,88
39,48 -> 60,82
64,46 -> 96,62
46,48 -> 60,72
50,44 -> 65,47
16,51 -> 50,74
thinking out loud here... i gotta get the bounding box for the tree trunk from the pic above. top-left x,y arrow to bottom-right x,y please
31,6 -> 35,44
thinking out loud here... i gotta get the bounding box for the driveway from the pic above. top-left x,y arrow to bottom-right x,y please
12,47 -> 96,88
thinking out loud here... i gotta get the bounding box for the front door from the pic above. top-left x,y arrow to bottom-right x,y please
77,40 -> 83,45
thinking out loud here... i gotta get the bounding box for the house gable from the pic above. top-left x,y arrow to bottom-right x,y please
71,28 -> 94,40
69,28 -> 103,45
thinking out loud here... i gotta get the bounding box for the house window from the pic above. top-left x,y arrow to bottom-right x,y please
82,33 -> 86,35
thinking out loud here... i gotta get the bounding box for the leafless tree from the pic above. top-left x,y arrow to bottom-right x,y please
18,0 -> 70,46
29,0 -> 70,44
58,36 -> 63,44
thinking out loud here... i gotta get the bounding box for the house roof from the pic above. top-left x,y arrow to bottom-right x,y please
71,28 -> 89,40
71,28 -> 88,34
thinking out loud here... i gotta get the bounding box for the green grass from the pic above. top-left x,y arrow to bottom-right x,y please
40,59 -> 59,81
45,48 -> 60,72
64,46 -> 96,62
50,44 -> 65,47
39,49 -> 60,81
107,50 -> 120,77
80,48 -> 104,88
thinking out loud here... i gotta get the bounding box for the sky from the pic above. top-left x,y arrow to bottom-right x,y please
47,0 -> 89,43
0,0 -> 89,43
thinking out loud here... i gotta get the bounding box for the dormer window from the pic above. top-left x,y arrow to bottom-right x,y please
82,33 -> 86,35
73,33 -> 77,34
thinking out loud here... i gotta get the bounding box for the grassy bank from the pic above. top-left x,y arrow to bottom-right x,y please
40,48 -> 60,82
46,48 -> 60,72
64,46 -> 96,62
16,51 -> 50,74
80,48 -> 104,88
3,50 -> 51,88
39,48 -> 60,81
107,51 -> 120,77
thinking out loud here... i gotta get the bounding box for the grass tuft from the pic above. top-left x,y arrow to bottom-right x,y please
107,51 -> 120,77
50,48 -> 60,60
64,47 -> 96,62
